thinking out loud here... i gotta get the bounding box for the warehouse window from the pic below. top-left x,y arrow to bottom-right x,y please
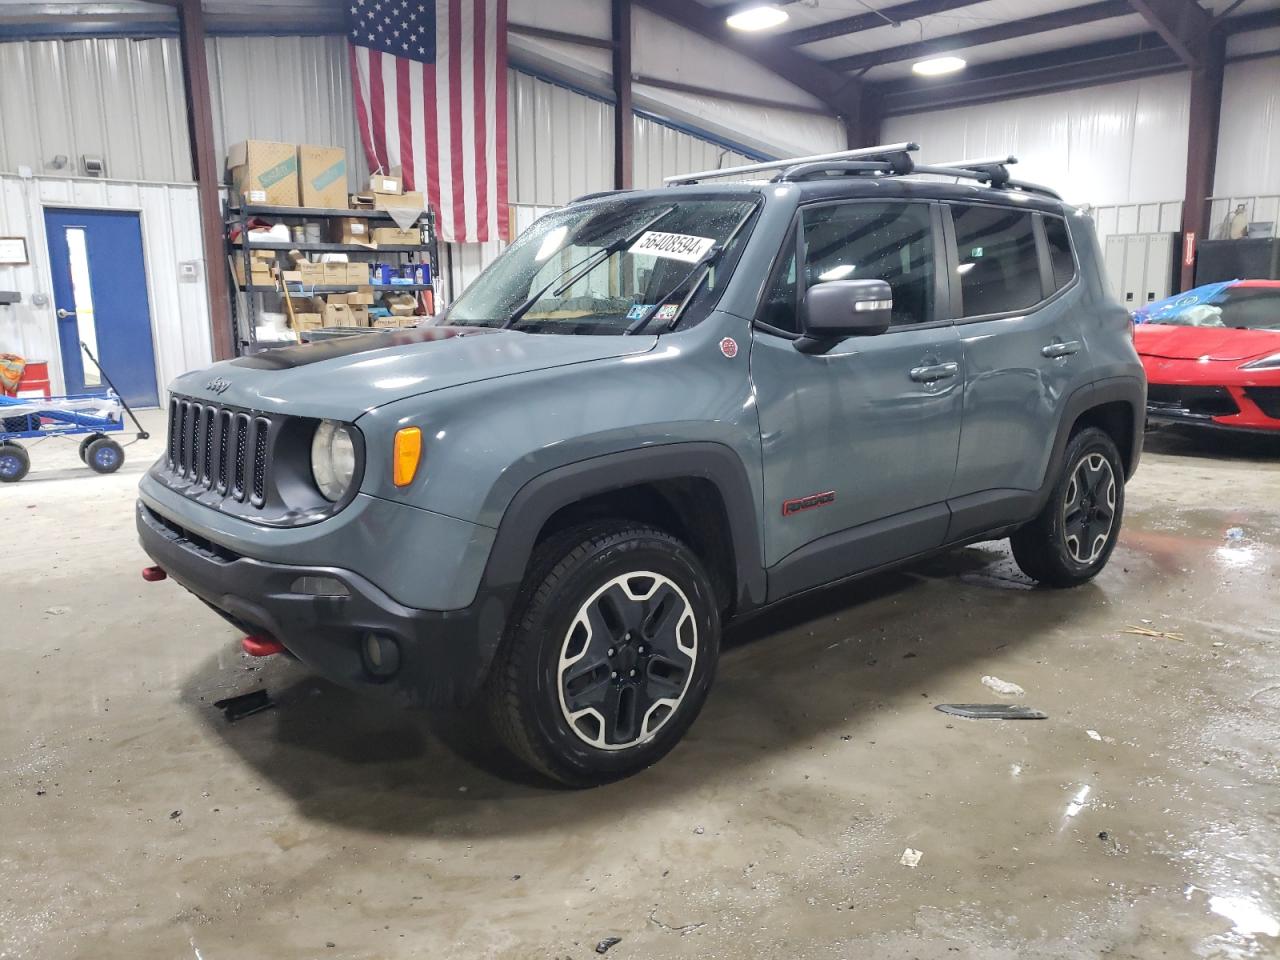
1043,216 -> 1076,291
951,205 -> 1042,317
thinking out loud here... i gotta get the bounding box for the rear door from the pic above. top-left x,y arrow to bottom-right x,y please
945,204 -> 1090,530
752,200 -> 963,596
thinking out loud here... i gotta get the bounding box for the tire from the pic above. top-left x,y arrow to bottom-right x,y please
79,433 -> 106,463
1011,427 -> 1125,587
484,521 -> 720,787
0,442 -> 29,482
85,437 -> 124,474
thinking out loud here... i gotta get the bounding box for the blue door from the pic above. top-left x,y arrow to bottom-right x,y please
45,208 -> 159,407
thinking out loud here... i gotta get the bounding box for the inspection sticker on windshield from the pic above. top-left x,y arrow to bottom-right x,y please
631,230 -> 716,263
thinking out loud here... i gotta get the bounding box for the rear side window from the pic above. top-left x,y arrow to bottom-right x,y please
951,205 -> 1042,317
1043,216 -> 1076,291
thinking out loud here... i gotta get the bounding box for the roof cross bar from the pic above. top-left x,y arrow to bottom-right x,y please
774,155 -> 916,183
914,155 -> 1062,200
663,142 -> 920,185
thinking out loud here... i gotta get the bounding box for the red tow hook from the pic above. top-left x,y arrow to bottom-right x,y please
141,566 -> 168,582
242,635 -> 286,657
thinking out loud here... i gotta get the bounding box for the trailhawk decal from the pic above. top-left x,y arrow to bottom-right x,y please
782,490 -> 836,516
630,230 -> 716,263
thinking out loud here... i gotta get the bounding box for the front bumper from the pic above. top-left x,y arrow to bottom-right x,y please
1141,359 -> 1280,434
137,501 -> 507,706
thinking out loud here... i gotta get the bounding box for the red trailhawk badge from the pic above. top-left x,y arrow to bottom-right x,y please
719,337 -> 739,358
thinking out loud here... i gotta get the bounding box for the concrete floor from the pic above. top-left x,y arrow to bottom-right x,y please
3,410 -> 1279,960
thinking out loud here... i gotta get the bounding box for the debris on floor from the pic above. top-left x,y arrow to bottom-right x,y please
1225,527 -> 1245,540
1098,831 -> 1126,855
936,703 -> 1047,720
1087,729 -> 1103,740
1123,624 -> 1186,642
595,935 -> 622,953
981,675 -> 1026,697
212,689 -> 275,722
899,848 -> 923,868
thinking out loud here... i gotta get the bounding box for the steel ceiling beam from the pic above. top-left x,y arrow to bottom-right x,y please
824,0 -> 1134,72
781,0 -> 988,47
1127,0 -> 1215,66
633,0 -> 858,117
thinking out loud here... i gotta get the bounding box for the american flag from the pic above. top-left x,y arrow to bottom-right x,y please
348,0 -> 509,244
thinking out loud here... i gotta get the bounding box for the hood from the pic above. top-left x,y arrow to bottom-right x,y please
169,326 -> 658,418
1133,324 -> 1280,363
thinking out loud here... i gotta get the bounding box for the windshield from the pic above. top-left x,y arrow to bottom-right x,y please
441,196 -> 758,335
1144,286 -> 1280,331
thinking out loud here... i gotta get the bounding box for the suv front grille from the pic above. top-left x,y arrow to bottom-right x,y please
166,397 -> 272,508
1147,385 -> 1240,418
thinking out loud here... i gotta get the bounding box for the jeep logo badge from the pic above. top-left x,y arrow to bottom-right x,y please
206,377 -> 231,395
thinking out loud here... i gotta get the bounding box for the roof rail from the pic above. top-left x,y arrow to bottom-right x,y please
915,154 -> 1062,200
663,142 -> 920,186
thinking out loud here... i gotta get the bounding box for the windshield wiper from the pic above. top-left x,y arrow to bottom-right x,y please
501,204 -> 678,330
625,205 -> 757,335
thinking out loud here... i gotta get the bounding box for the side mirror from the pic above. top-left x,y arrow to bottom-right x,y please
797,279 -> 892,353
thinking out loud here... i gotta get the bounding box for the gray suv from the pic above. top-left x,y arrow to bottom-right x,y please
138,144 -> 1145,785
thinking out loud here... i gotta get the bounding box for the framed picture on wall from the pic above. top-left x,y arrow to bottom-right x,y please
0,237 -> 28,265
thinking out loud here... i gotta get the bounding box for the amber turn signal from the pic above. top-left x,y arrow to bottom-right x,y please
393,427 -> 422,486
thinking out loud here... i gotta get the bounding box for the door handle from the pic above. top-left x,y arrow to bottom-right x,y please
1041,340 -> 1081,359
909,361 -> 959,383
57,308 -> 77,319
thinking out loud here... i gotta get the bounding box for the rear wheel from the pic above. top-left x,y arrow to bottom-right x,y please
1011,427 -> 1124,587
484,521 -> 720,786
79,433 -> 106,462
0,442 -> 29,482
85,437 -> 124,474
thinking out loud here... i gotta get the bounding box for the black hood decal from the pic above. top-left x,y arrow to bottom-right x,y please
230,326 -> 500,370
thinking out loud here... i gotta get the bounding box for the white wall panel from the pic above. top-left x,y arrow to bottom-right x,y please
0,174 -> 211,401
0,37 -> 190,182
508,71 -> 613,207
206,34 -> 369,189
1214,55 -> 1280,200
632,115 -> 754,189
884,72 -> 1192,207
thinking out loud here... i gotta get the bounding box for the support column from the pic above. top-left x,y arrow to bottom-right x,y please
1180,32 -> 1225,291
612,0 -> 633,189
843,87 -> 883,149
177,0 -> 234,360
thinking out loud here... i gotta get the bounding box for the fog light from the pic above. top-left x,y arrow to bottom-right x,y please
361,632 -> 401,680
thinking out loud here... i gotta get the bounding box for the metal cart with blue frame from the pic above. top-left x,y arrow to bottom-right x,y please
0,343 -> 149,483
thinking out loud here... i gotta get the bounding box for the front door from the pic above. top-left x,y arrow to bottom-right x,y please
45,208 -> 159,406
752,200 -> 963,599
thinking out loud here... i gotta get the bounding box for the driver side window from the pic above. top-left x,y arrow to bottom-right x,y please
758,201 -> 936,334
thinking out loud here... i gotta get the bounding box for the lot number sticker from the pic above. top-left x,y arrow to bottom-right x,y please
631,231 -> 715,263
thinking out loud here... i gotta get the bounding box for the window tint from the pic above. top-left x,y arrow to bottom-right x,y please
801,202 -> 935,327
951,205 -> 1042,317
1043,216 -> 1076,291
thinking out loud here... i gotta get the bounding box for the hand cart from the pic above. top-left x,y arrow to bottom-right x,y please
0,342 -> 150,483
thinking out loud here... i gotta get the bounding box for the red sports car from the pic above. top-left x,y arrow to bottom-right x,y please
1134,280 -> 1280,433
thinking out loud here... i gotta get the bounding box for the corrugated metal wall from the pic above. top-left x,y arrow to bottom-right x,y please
0,174 -> 211,400
632,114 -> 755,190
206,34 -> 370,190
508,71 -> 613,206
0,37 -> 191,183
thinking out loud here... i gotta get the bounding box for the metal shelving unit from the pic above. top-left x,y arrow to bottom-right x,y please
225,202 -> 440,353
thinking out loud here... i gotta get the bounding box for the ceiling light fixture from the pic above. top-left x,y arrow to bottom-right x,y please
912,55 -> 966,76
726,4 -> 791,31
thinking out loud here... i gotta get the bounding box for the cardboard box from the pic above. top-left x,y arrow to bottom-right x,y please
297,261 -> 325,286
372,226 -> 421,246
249,247 -> 277,261
323,262 -> 350,285
373,190 -> 424,211
348,288 -> 375,306
292,312 -> 323,331
323,302 -> 353,325
348,304 -> 370,326
369,169 -> 402,195
347,261 -> 371,285
333,217 -> 371,245
349,193 -> 375,210
298,145 -> 348,209
227,140 -> 299,207
234,259 -> 274,287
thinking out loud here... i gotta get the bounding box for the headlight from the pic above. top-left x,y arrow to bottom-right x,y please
311,420 -> 357,501
1241,352 -> 1280,371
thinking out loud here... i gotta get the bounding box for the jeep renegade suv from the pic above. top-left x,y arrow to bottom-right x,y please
138,145 -> 1145,786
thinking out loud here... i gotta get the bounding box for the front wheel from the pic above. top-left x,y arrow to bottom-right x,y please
85,437 -> 124,474
0,442 -> 29,482
484,522 -> 720,787
1011,427 -> 1125,587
